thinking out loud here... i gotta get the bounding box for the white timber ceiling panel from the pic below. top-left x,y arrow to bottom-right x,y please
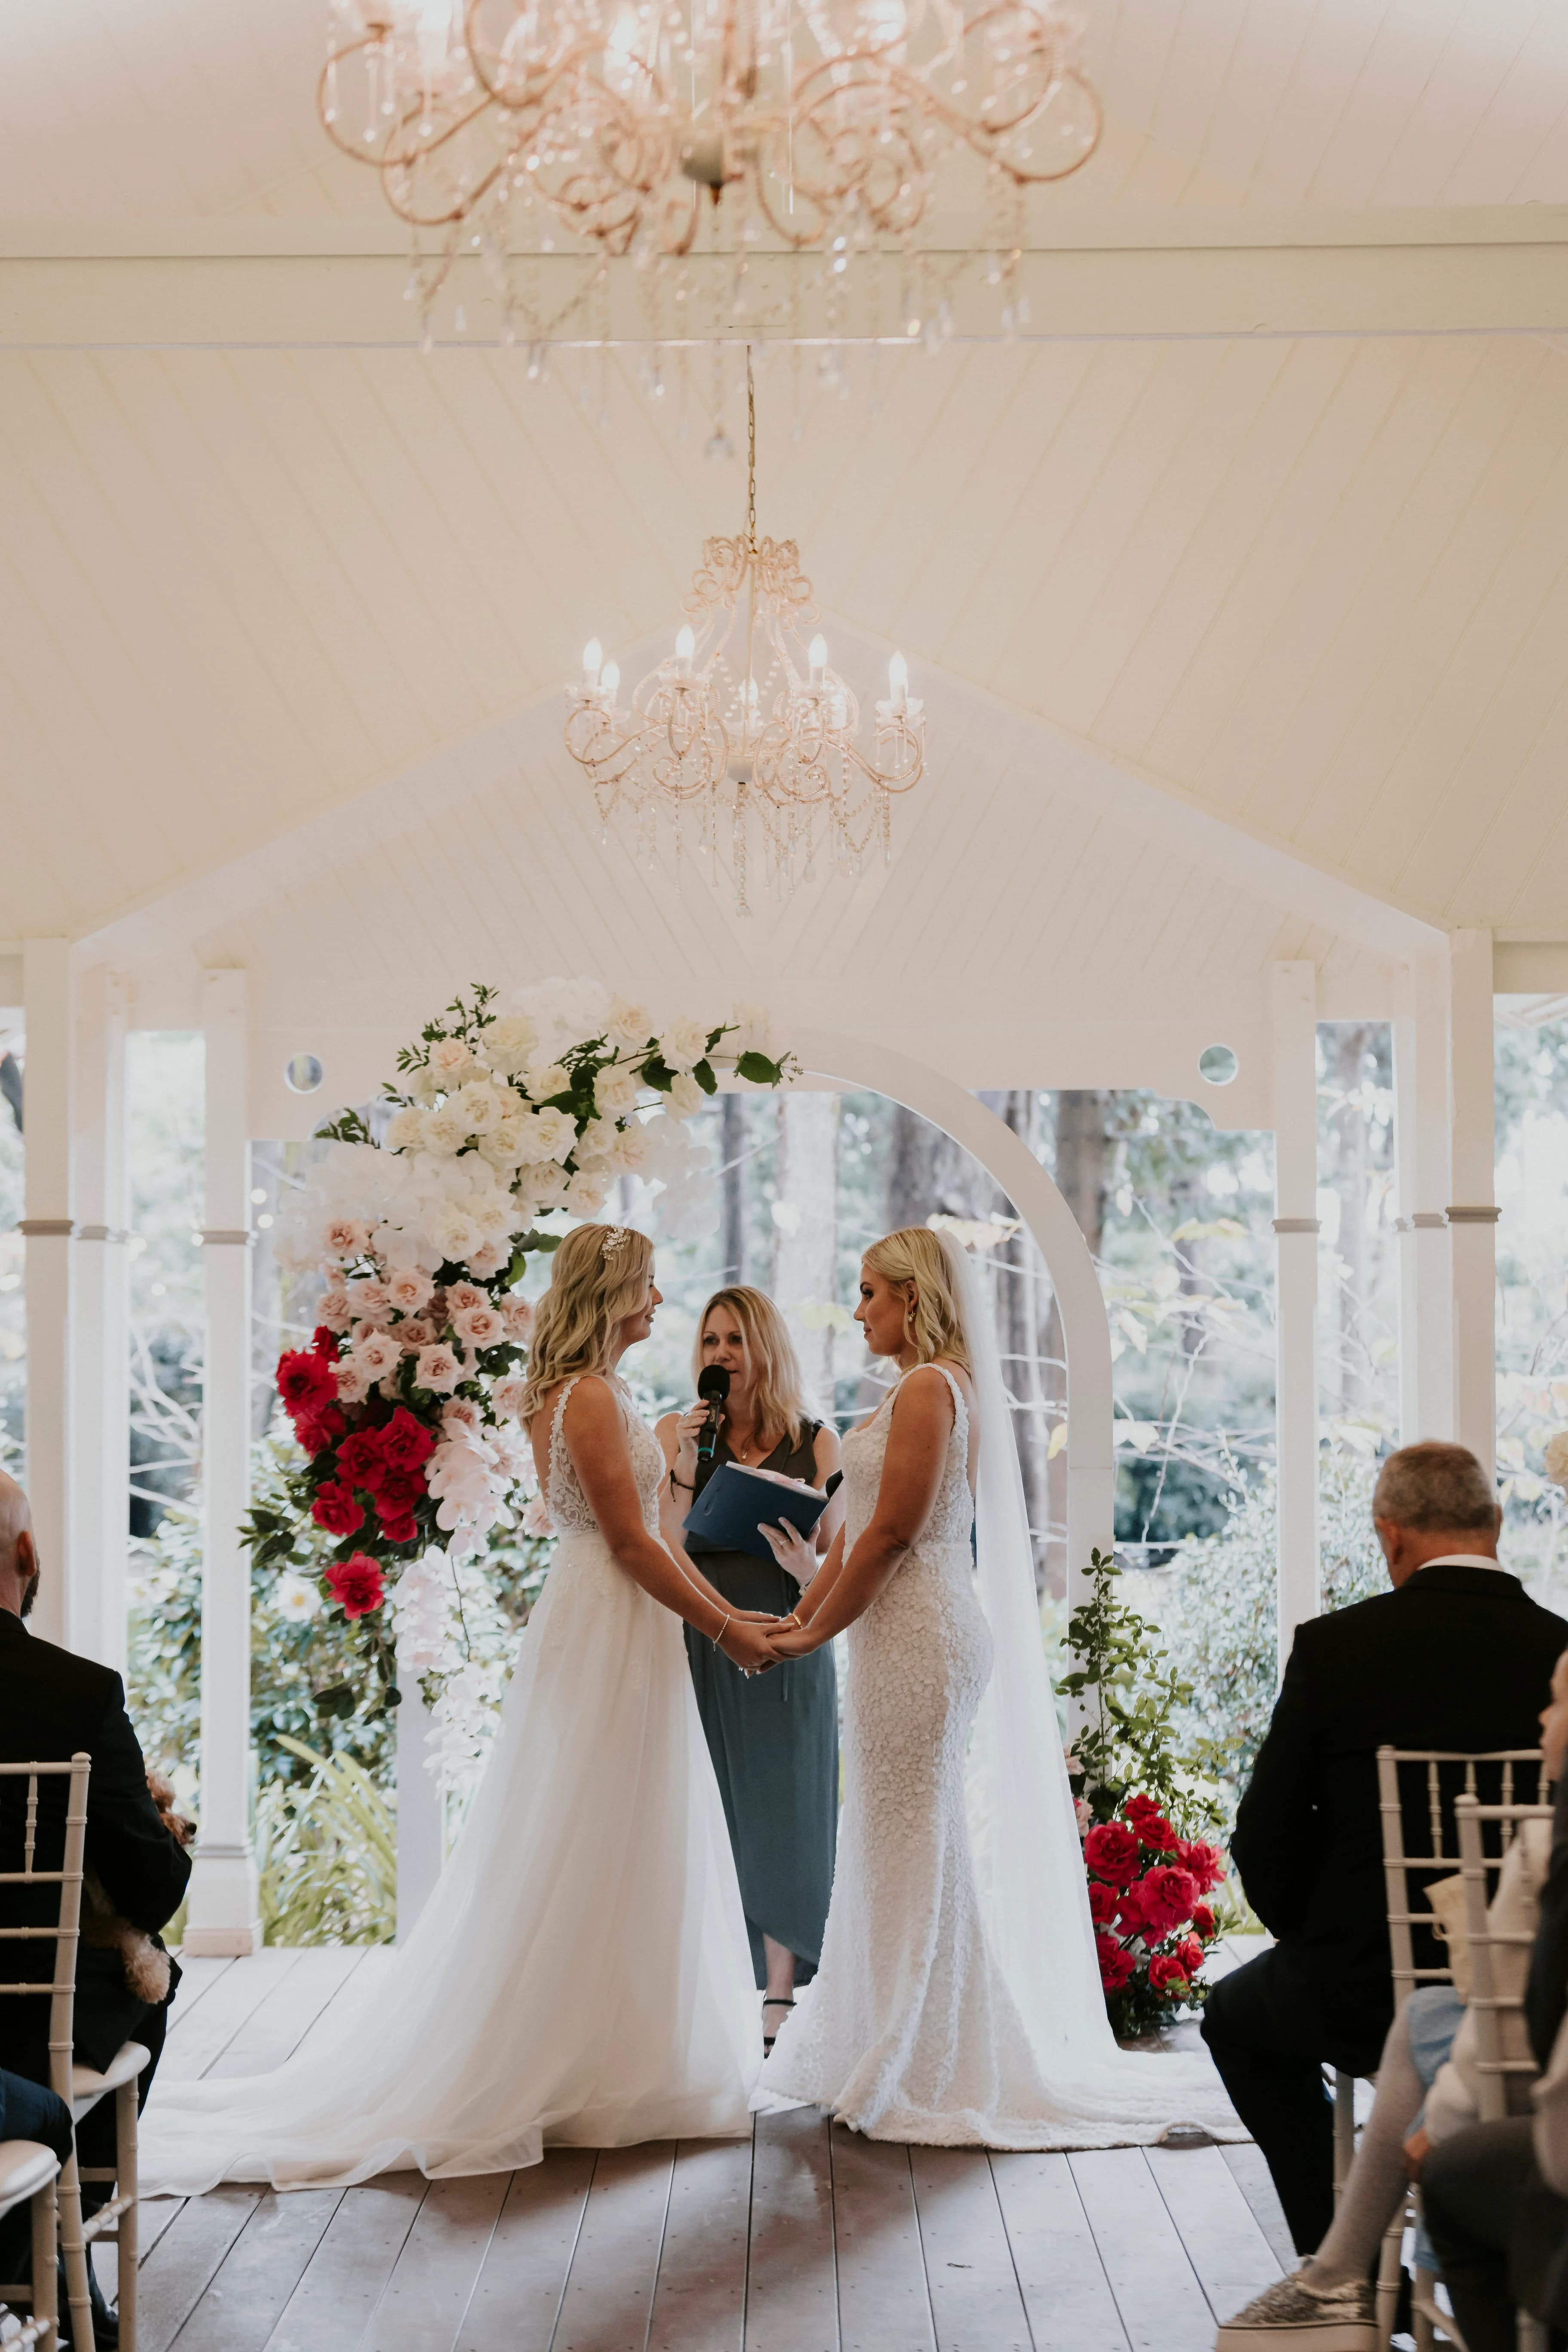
4,334 -> 1568,946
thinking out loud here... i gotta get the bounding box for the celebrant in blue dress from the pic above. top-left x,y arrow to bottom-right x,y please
658,1288 -> 843,2048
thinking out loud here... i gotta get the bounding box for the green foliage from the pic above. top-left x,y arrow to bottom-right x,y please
254,1736 -> 397,1946
1060,1548 -> 1225,1834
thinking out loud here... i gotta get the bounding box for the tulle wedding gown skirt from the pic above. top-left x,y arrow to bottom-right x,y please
143,1529 -> 759,2192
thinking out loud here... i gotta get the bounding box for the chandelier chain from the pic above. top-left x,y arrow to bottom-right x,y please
746,348 -> 757,558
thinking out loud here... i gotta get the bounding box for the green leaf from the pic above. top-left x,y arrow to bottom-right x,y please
692,1059 -> 718,1096
641,1056 -> 674,1092
735,1050 -> 782,1085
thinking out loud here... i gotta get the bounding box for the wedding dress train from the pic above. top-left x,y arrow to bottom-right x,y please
142,1377 -> 758,2191
758,1236 -> 1243,2150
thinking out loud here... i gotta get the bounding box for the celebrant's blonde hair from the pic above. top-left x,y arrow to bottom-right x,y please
521,1223 -> 655,1425
862,1226 -> 971,1372
693,1286 -> 814,1452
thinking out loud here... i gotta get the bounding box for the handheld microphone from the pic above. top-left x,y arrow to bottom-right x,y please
695,1366 -> 731,1466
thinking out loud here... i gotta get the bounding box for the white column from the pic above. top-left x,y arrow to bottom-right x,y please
1447,928 -> 1498,1476
395,1655 -> 444,1943
1273,961 -> 1320,1677
20,941 -> 74,1651
184,970 -> 262,1956
1392,955 -> 1454,1446
68,968 -> 130,1675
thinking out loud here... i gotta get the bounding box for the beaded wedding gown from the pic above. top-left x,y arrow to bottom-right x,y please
143,1376 -> 758,2191
758,1237 -> 1242,2149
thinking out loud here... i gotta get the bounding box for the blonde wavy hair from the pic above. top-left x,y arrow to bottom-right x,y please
520,1224 -> 655,1425
861,1226 -> 971,1372
693,1286 -> 815,1452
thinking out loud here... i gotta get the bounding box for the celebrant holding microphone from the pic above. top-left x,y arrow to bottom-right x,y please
658,1289 -> 844,2049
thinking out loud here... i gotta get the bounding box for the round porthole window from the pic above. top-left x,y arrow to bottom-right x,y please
284,1052 -> 324,1095
1197,1043 -> 1239,1087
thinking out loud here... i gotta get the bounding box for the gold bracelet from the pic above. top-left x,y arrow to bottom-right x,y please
710,1612 -> 730,1648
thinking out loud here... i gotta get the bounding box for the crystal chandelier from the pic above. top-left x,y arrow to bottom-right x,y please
320,0 -> 1101,351
563,348 -> 924,913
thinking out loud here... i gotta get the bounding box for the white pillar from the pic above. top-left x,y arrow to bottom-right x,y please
184,970 -> 262,1956
1273,961 -> 1320,1676
1447,928 -> 1498,1477
19,941 -> 74,1651
1392,955 -> 1455,1446
69,968 -> 130,1675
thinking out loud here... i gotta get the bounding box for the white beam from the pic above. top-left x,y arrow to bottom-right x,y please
69,966 -> 129,1673
1273,962 -> 1320,1674
1448,929 -> 1498,1477
20,940 -> 73,1651
184,969 -> 262,1957
1393,956 -> 1454,1449
5,208 -> 1568,345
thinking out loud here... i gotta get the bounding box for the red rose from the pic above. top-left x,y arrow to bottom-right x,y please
1114,1884 -> 1149,1937
277,1349 -> 336,1417
1138,1864 -> 1199,1939
1147,1954 -> 1189,1997
379,1407 -> 436,1472
1124,1793 -> 1164,1828
292,1404 -> 345,1459
1095,1933 -> 1135,1992
376,1467 -> 425,1512
337,1430 -> 388,1492
1191,1903 -> 1216,1939
311,1326 -> 340,1359
378,1508 -> 419,1545
311,1482 -> 364,1537
1136,1814 -> 1180,1854
1178,1839 -> 1225,1894
324,1553 -> 385,1619
1174,1935 -> 1204,1978
1087,1881 -> 1119,1927
1084,1822 -> 1142,1886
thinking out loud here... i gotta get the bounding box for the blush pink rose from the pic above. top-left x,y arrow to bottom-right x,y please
414,1343 -> 462,1394
453,1303 -> 503,1350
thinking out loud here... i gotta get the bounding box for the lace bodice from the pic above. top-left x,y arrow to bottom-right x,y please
841,1365 -> 975,1557
545,1375 -> 664,1537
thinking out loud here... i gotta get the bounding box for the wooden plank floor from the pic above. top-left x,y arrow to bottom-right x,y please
127,1948 -> 1287,2352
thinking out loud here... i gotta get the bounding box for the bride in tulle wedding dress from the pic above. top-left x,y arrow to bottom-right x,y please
756,1225 -> 1242,2150
143,1224 -> 779,2192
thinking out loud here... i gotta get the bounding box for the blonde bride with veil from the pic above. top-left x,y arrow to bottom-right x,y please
142,1225 -> 776,2192
756,1225 -> 1242,2149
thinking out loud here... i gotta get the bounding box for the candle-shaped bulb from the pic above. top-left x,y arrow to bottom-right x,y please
600,659 -> 620,698
583,637 -> 603,684
808,632 -> 828,686
674,623 -> 695,677
888,649 -> 909,707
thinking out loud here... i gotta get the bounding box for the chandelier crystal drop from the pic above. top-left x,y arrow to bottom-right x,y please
563,348 -> 925,914
320,0 -> 1101,352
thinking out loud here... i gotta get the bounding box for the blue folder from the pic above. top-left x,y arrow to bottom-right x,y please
684,1461 -> 829,1564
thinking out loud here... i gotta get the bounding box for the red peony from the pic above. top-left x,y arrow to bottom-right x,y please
292,1404 -> 345,1459
311,1326 -> 340,1359
336,1430 -> 389,1492
1147,1953 -> 1190,1997
1096,1933 -> 1135,1992
277,1349 -> 336,1418
1138,1864 -> 1199,1939
379,1407 -> 436,1472
1178,1839 -> 1225,1894
310,1482 -> 364,1537
1191,1903 -> 1216,1939
1174,1935 -> 1205,1978
1084,1822 -> 1142,1886
1087,1881 -> 1119,1927
324,1553 -> 385,1619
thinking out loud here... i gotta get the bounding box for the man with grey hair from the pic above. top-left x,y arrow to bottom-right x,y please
1200,1440 -> 1568,2297
0,1470 -> 191,2346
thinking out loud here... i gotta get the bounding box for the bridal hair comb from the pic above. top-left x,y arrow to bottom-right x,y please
600,1225 -> 633,1263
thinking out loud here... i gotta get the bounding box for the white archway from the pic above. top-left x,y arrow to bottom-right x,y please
793,1030 -> 1115,1602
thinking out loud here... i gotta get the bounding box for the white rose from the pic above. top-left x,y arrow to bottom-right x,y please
408,1064 -> 442,1106
483,1014 -> 538,1075
427,1036 -> 473,1082
421,1105 -> 468,1156
565,1172 -> 608,1216
657,1015 -> 710,1074
531,1107 -> 577,1163
510,1110 -> 551,1164
530,1168 -> 571,1210
477,1130 -> 520,1170
472,1195 -> 518,1240
594,1065 -> 639,1118
668,1072 -> 706,1119
730,1001 -> 774,1057
607,995 -> 652,1049
576,1116 -> 618,1164
609,1122 -> 651,1175
466,1240 -> 510,1279
456,1079 -> 503,1135
385,1106 -> 425,1152
524,1060 -> 571,1102
430,1206 -> 483,1263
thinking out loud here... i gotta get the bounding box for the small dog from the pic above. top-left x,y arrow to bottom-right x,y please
80,1770 -> 197,2006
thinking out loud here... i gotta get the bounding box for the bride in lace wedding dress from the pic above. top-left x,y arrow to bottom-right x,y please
756,1225 -> 1241,2150
143,1225 -> 777,2192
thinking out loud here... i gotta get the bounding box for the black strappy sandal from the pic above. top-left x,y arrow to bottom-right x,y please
762,1996 -> 795,2053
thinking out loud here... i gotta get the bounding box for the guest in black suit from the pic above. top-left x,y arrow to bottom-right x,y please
0,1471 -> 192,2342
0,2063 -> 73,2303
1202,1441 -> 1568,2258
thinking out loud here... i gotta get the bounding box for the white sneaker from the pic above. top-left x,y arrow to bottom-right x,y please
1215,2270 -> 1377,2351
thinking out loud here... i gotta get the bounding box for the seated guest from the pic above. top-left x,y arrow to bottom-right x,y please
1216,1646 -> 1568,2347
1201,1441 -> 1567,2284
0,2061 -> 73,2320
0,1471 -> 193,2346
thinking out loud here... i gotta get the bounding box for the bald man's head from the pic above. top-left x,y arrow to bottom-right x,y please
0,1472 -> 38,1618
